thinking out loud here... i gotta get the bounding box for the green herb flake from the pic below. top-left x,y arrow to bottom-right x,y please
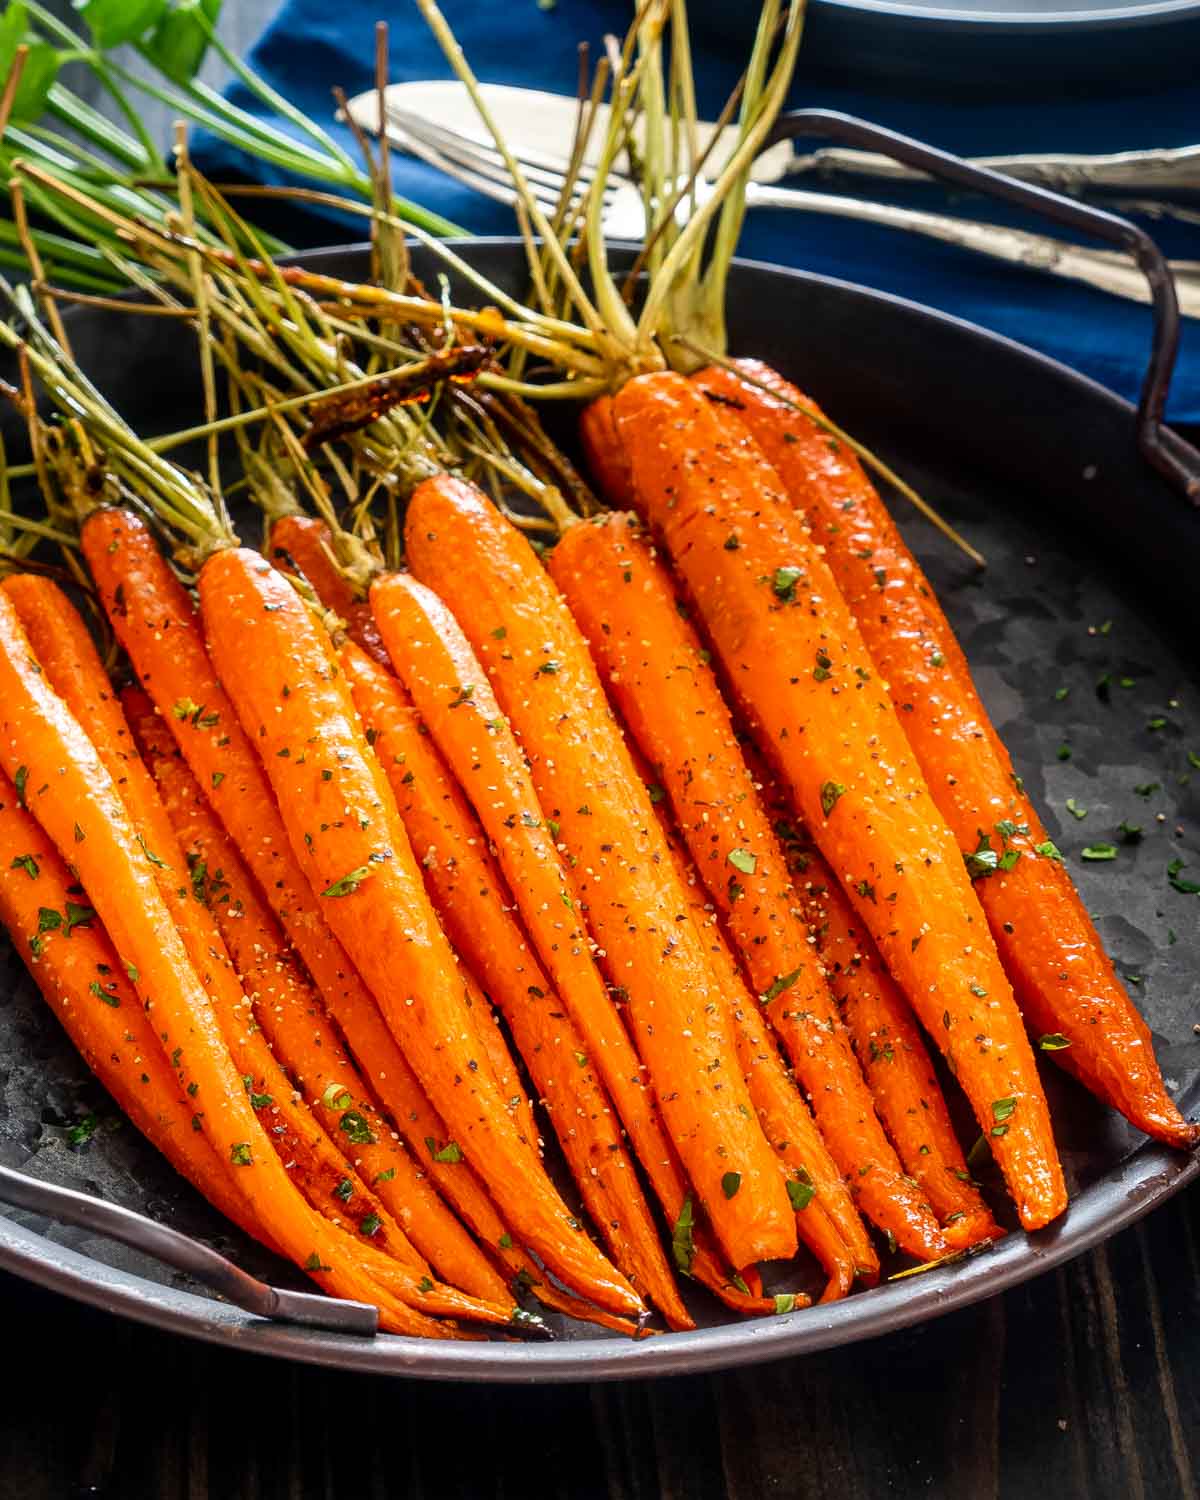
820,781 -> 846,817
1066,798 -> 1088,820
66,1113 -> 99,1148
1167,859 -> 1200,895
1081,843 -> 1119,861
772,566 -> 803,603
1147,717 -> 1167,732
773,1293 -> 798,1315
332,1178 -> 354,1203
1035,841 -> 1063,863
535,660 -> 561,675
786,1171 -> 815,1213
1118,822 -> 1143,844
1134,782 -> 1161,797
230,1143 -> 252,1166
964,832 -> 999,880
321,865 -> 374,898
1039,1033 -> 1072,1051
498,1233 -> 513,1250
721,1171 -> 742,1200
88,980 -> 119,1009
1054,686 -> 1070,702
9,853 -> 38,880
425,1136 -> 462,1164
304,1253 -> 330,1273
360,1212 -> 383,1238
727,848 -> 757,876
13,767 -> 28,807
1057,744 -> 1072,762
249,1091 -> 273,1110
991,1097 -> 1016,1123
762,968 -> 803,1004
340,1111 -> 377,1146
671,1195 -> 696,1275
647,784 -> 665,805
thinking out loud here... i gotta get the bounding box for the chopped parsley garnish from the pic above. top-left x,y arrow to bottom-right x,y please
332,1178 -> 353,1203
66,1113 -> 99,1148
1039,1033 -> 1071,1051
820,781 -> 846,817
721,1172 -> 742,1200
1065,798 -> 1087,820
727,848 -> 757,876
9,854 -> 38,880
1168,859 -> 1200,895
339,1111 -> 377,1146
1081,843 -> 1119,861
773,1293 -> 798,1315
964,832 -> 999,880
671,1195 -> 695,1275
772,567 -> 803,603
359,1213 -> 383,1238
230,1143 -> 252,1166
786,1170 -> 815,1212
321,865 -> 374,898
762,968 -> 803,1004
424,1136 -> 462,1164
1035,841 -> 1063,863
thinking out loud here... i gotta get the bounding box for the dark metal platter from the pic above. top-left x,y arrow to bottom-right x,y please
0,241 -> 1196,1382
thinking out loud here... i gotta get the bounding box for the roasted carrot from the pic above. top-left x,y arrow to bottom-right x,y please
614,372 -> 1066,1231
0,769 -> 274,1249
695,358 -> 1198,1150
398,476 -> 799,1269
0,591 -> 466,1334
122,683 -> 515,1303
359,581 -> 759,1309
747,752 -> 1000,1243
269,513 -> 389,666
549,511 -> 950,1261
196,544 -> 641,1317
79,511 -> 548,1289
654,814 -> 867,1296
1,576 -> 429,1273
340,639 -> 692,1326
580,395 -> 639,512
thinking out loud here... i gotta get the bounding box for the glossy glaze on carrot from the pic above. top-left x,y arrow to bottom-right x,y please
614,372 -> 1066,1231
550,512 -> 957,1259
197,546 -> 641,1317
695,359 -> 1197,1150
341,638 -> 692,1328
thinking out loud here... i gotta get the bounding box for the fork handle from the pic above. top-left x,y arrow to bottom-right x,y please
743,182 -> 1200,319
762,109 -> 1200,506
0,1163 -> 379,1336
785,143 -> 1200,198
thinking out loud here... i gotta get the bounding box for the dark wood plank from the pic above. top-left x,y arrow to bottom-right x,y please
3,1178 -> 1194,1500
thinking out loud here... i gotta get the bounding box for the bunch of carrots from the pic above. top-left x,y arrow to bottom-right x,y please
0,0 -> 1194,1343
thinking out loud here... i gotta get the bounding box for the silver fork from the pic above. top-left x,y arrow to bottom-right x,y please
386,107 -> 1200,321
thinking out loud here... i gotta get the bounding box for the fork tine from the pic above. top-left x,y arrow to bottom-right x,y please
388,108 -> 628,201
391,122 -> 565,218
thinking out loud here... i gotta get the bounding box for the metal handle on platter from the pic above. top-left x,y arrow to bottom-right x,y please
0,1162 -> 379,1336
761,110 -> 1200,507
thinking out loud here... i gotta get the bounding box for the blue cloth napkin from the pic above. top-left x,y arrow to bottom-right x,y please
191,0 -> 1200,419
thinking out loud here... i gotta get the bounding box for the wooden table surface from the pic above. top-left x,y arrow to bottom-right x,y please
3,1177 -> 1196,1500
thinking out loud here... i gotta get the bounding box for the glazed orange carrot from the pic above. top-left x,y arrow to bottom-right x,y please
269,513 -> 390,666
0,770 -> 273,1249
744,748 -> 1000,1243
268,523 -> 544,1156
614,372 -> 1066,1231
196,545 -> 641,1317
0,593 -> 465,1334
580,395 -> 639,512
654,817 -> 866,1296
356,595 -> 760,1312
341,640 -> 692,1327
123,684 -> 514,1304
78,511 -> 546,1285
1,576 -> 429,1271
549,512 -> 949,1261
398,477 -> 798,1269
696,359 -> 1198,1150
